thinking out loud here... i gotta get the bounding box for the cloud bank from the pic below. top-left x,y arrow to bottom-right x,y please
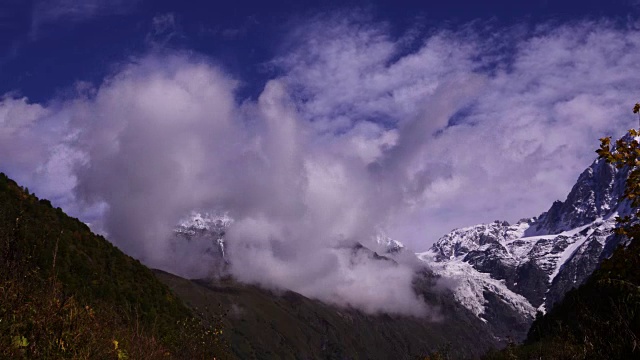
2,14 -> 640,315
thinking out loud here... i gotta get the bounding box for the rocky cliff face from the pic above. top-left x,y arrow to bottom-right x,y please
529,156 -> 627,235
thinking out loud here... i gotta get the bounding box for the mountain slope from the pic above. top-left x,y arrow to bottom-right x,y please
155,269 -> 501,360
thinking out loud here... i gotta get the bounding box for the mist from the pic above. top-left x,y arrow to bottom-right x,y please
65,54 -> 451,316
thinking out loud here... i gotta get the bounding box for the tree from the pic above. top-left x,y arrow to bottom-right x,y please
596,102 -> 640,238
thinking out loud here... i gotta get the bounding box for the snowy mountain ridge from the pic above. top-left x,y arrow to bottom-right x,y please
417,215 -> 617,317
417,155 -> 630,323
375,233 -> 406,253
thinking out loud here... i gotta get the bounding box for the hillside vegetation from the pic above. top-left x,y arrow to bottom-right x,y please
156,269 -> 501,360
0,173 -> 228,359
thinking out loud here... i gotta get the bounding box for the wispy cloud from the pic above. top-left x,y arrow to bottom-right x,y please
31,0 -> 139,35
145,13 -> 180,47
274,15 -> 640,245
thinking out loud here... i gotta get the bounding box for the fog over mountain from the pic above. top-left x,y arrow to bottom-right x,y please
2,13 -> 640,315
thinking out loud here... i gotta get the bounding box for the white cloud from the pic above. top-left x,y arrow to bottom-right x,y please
0,96 -> 47,134
0,96 -> 80,202
2,14 -> 640,316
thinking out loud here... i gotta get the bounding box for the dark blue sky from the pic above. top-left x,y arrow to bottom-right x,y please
1,0 -> 637,103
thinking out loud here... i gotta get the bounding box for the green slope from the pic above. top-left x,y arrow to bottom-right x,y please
0,173 -> 227,359
155,269 -> 501,359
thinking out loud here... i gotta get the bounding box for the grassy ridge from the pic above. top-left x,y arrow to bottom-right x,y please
0,173 -> 228,359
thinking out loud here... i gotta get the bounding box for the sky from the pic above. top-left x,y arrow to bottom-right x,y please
2,0 -> 640,315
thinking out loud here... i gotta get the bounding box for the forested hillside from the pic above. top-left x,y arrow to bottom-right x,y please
0,173 -> 227,359
156,268 -> 502,360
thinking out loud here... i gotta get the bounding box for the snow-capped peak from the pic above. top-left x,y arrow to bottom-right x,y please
177,211 -> 233,230
375,233 -> 405,253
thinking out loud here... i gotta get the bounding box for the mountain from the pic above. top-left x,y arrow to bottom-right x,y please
3,128 -> 636,358
492,236 -> 640,359
0,172 -> 504,358
490,131 -> 640,359
168,214 -> 504,358
417,155 -> 630,340
171,153 -> 631,343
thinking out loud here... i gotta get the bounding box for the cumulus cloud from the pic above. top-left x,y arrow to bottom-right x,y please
2,14 -> 640,316
37,54 -> 428,316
